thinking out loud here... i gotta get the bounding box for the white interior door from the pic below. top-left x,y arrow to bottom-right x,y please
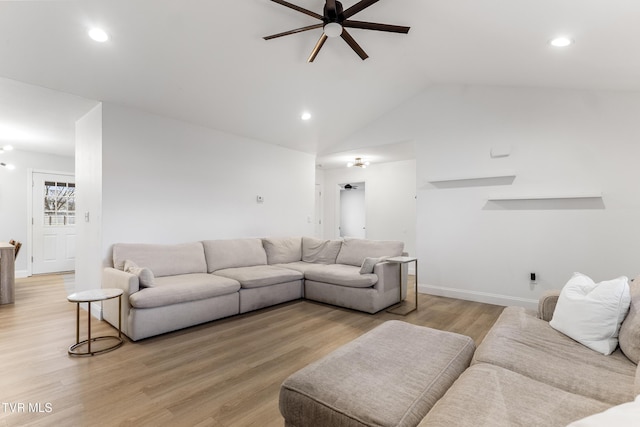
32,172 -> 76,274
339,183 -> 366,238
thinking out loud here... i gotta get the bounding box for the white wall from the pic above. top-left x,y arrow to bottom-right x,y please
338,84 -> 640,308
321,160 -> 417,258
98,102 -> 315,268
0,149 -> 74,276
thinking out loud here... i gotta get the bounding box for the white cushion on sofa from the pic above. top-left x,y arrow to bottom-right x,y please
302,237 -> 342,264
335,237 -> 403,267
262,237 -> 302,264
567,394 -> 640,427
550,272 -> 631,355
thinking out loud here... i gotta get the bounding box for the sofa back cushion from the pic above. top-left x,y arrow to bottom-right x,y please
302,237 -> 342,264
262,237 -> 302,265
203,238 -> 267,272
335,237 -> 404,267
112,242 -> 207,277
619,276 -> 640,363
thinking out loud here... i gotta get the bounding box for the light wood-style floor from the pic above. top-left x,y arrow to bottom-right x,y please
0,274 -> 504,427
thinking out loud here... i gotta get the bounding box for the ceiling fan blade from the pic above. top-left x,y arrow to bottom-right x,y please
264,23 -> 324,40
340,29 -> 368,60
342,0 -> 380,19
308,34 -> 328,62
343,20 -> 410,34
270,0 -> 323,20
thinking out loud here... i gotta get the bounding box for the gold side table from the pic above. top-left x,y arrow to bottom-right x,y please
67,288 -> 124,356
386,256 -> 418,315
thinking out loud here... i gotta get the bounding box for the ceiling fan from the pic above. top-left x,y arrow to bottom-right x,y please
264,0 -> 410,62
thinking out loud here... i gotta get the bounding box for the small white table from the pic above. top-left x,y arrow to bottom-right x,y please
386,256 -> 418,315
67,288 -> 124,356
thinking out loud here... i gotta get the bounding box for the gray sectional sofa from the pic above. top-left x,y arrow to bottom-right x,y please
102,237 -> 405,341
417,288 -> 640,426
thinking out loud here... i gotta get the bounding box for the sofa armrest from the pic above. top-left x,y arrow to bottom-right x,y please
102,267 -> 139,295
102,267 -> 139,336
373,261 -> 405,297
538,290 -> 561,321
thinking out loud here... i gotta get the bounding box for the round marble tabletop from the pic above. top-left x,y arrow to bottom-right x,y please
67,288 -> 123,303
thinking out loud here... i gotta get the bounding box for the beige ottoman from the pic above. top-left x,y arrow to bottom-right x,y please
279,320 -> 476,427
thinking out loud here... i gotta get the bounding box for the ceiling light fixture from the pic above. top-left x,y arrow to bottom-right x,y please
1,162 -> 15,170
550,36 -> 573,47
301,111 -> 312,121
323,22 -> 343,38
347,157 -> 370,168
89,28 -> 109,42
0,144 -> 14,154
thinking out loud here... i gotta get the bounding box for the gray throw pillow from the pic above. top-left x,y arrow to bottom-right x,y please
359,257 -> 387,274
124,259 -> 156,288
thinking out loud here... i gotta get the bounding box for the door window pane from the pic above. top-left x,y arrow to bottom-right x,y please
43,181 -> 76,226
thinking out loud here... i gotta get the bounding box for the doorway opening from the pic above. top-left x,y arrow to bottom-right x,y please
30,171 -> 76,275
339,182 -> 366,238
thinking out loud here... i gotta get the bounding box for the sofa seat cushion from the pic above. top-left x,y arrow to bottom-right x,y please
304,264 -> 378,288
275,261 -> 325,275
473,306 -> 637,405
418,363 -> 612,427
129,273 -> 240,308
213,265 -> 303,289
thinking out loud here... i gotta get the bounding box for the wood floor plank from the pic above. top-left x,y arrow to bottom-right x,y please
0,274 -> 504,426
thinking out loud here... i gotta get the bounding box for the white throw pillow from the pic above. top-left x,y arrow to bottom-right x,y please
549,272 -> 631,355
567,394 -> 640,426
124,259 -> 156,288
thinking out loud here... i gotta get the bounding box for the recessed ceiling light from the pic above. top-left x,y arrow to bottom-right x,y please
89,28 -> 109,42
301,112 -> 312,121
550,36 -> 573,47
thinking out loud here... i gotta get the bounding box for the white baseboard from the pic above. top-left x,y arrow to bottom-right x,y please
77,301 -> 103,320
418,284 -> 538,310
15,269 -> 29,279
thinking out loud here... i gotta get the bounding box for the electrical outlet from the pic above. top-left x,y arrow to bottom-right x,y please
530,272 -> 537,284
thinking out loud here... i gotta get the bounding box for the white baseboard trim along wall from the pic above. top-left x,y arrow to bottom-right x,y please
418,283 -> 538,310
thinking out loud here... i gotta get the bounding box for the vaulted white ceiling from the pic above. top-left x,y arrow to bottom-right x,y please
1,0 -> 639,157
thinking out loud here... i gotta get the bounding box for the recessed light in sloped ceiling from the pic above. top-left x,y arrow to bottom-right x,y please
550,36 -> 573,47
88,28 -> 109,42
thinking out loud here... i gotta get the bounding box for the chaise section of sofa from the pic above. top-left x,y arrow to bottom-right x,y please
103,242 -> 240,341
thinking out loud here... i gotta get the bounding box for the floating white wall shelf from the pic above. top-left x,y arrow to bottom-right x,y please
427,172 -> 516,184
487,192 -> 602,201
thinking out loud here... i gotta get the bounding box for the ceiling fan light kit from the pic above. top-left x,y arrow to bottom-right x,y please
347,157 -> 370,168
264,0 -> 410,62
